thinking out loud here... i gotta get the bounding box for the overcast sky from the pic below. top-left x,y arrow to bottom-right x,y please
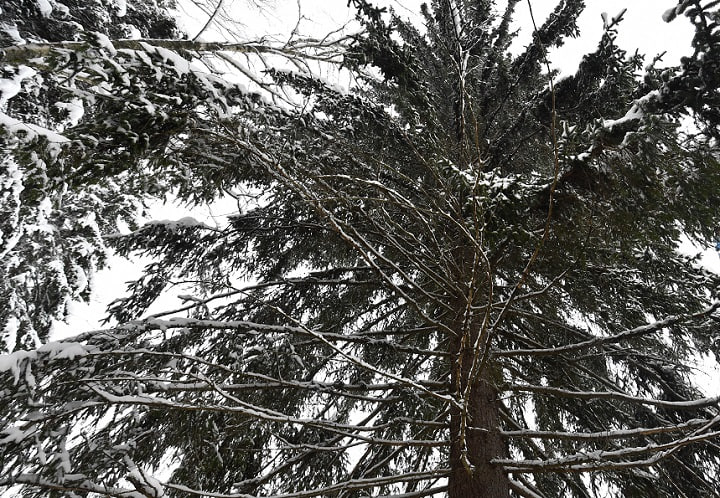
513,0 -> 693,69
186,1 -> 695,68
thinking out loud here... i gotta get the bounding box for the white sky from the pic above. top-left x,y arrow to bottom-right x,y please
513,0 -> 694,70
191,0 -> 695,68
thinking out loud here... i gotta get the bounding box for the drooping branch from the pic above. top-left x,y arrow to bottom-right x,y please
509,384 -> 720,410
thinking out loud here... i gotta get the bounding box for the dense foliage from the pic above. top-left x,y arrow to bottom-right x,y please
0,0 -> 181,350
2,1 -> 720,497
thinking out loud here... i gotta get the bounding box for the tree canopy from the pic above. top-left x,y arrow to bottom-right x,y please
2,1 -> 720,497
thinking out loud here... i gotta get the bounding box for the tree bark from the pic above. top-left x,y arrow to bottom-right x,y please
1,39 -> 327,66
448,332 -> 510,498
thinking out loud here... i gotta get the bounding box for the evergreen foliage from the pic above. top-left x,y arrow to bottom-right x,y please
2,1 -> 720,497
0,0 -> 302,351
0,0 -> 181,350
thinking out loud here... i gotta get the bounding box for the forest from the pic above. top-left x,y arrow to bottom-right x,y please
2,0 -> 720,496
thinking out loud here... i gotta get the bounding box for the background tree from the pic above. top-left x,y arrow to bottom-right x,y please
0,0 -> 183,351
0,0 -> 344,352
3,1 -> 720,497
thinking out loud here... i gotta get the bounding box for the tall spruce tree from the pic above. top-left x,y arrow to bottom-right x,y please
2,0 -> 720,497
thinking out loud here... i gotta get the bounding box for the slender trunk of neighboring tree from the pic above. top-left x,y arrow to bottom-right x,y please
448,326 -> 510,497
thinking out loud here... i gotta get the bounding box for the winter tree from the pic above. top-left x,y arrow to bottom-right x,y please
0,0 -> 344,351
2,0 -> 720,497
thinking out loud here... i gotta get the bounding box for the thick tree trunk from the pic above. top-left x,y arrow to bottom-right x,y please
448,333 -> 510,497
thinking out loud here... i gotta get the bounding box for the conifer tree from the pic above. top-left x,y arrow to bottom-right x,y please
0,0 -> 341,351
0,0 -> 182,351
3,1 -> 720,497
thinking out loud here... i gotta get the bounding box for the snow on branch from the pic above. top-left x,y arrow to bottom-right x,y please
0,37 -> 349,67
494,301 -> 720,357
509,384 -> 720,410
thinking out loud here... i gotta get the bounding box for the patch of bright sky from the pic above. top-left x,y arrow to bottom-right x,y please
512,0 -> 694,72
49,195 -> 241,338
226,1 -> 697,71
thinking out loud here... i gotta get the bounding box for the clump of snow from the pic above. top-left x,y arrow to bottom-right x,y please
0,349 -> 37,383
138,42 -> 210,80
154,46 -> 191,75
602,104 -> 643,130
121,24 -> 142,40
0,112 -> 70,153
0,66 -> 37,104
1,316 -> 20,352
70,262 -> 89,294
25,196 -> 55,235
113,0 -> 127,17
37,341 -> 89,360
53,2 -> 69,17
600,9 -> 627,28
146,216 -> 209,232
0,341 -> 90,385
1,426 -> 34,444
55,99 -> 85,125
35,0 -> 53,17
137,96 -> 156,114
0,223 -> 23,261
600,12 -> 609,27
90,32 -> 117,56
663,1 -> 693,23
124,456 -> 165,497
1,23 -> 24,44
36,437 -> 47,464
312,73 -> 349,95
57,438 -> 71,473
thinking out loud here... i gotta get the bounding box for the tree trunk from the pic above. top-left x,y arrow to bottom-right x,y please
448,332 -> 510,497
